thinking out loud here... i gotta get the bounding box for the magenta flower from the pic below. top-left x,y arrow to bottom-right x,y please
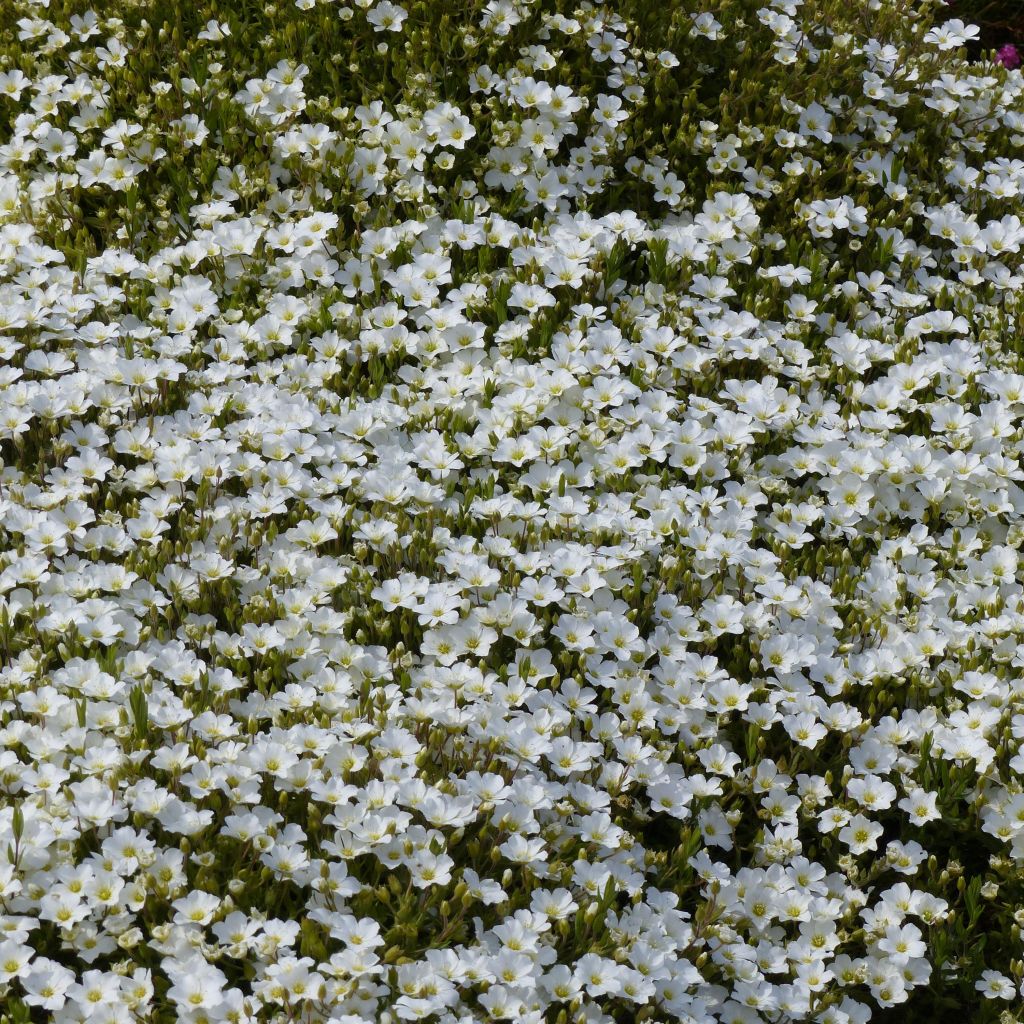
997,43 -> 1021,69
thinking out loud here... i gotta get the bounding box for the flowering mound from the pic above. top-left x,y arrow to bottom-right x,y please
2,0 -> 1024,1021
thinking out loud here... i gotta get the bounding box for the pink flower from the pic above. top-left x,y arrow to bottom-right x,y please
997,43 -> 1021,70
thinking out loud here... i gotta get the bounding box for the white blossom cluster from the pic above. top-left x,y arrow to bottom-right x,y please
1,0 -> 1024,1021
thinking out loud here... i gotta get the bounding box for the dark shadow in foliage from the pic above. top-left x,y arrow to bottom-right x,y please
955,0 -> 1024,59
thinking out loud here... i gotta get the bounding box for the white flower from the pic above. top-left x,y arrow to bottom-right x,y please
976,970 -> 1016,1000
924,19 -> 981,50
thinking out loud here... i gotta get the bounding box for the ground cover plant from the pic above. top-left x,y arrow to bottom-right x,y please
1,0 -> 1024,1021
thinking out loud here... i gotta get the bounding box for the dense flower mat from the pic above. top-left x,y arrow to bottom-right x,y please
1,0 -> 1024,1021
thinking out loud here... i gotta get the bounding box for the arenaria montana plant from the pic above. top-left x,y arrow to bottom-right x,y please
0,0 -> 1023,1021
